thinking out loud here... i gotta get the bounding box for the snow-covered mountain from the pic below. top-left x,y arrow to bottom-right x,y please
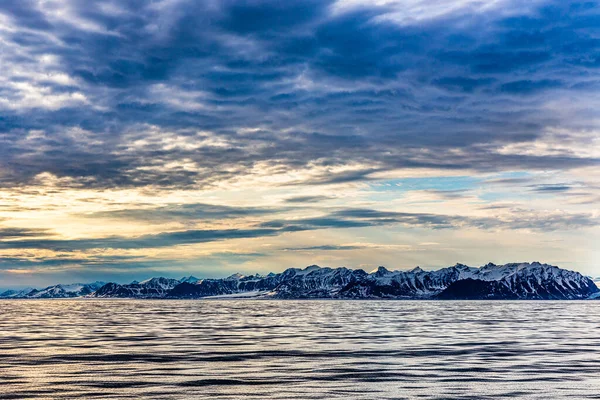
167,273 -> 277,298
179,275 -> 200,284
87,262 -> 599,300
434,262 -> 598,299
342,262 -> 598,300
266,266 -> 368,298
0,287 -> 37,298
0,282 -> 105,298
2,263 -> 595,300
92,277 -> 180,298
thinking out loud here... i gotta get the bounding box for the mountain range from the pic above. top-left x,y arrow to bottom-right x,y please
0,282 -> 106,299
1,262 -> 598,300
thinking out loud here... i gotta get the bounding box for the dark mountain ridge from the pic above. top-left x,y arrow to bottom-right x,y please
90,262 -> 598,300
2,262 -> 597,300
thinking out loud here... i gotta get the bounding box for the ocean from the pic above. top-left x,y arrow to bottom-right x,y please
1,300 -> 599,399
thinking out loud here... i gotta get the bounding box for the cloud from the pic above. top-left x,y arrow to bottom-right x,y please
0,251 -> 266,272
0,227 -> 283,251
283,245 -> 363,251
499,79 -> 563,94
432,77 -> 496,93
284,195 -> 334,203
1,205 -> 597,252
0,228 -> 53,239
0,0 -> 597,190
269,207 -> 600,232
530,184 -> 573,193
80,203 -> 284,222
421,189 -> 471,200
0,0 -> 599,285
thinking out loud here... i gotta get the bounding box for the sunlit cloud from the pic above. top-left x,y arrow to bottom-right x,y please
0,0 -> 598,287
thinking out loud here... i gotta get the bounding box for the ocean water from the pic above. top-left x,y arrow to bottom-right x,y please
1,300 -> 599,399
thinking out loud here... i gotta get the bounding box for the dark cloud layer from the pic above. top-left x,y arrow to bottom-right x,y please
0,228 -> 52,239
0,227 -> 282,251
283,245 -> 363,251
530,184 -> 573,193
81,203 -> 285,222
0,206 -> 596,251
284,195 -> 333,203
0,0 -> 598,189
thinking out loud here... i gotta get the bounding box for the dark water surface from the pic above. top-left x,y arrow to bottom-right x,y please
1,300 -> 599,399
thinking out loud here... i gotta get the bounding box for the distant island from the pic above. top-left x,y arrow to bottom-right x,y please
1,262 -> 599,300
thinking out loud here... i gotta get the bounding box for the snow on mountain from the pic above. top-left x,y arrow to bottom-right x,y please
179,275 -> 200,284
342,262 -> 597,299
5,262 -> 598,300
341,263 -> 477,298
272,266 -> 367,298
138,277 -> 180,290
166,273 -> 279,298
93,277 -> 179,298
436,262 -> 598,299
589,291 -> 600,299
0,287 -> 36,298
129,263 -> 600,300
2,282 -> 106,299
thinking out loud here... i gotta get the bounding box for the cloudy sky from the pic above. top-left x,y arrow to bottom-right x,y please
0,0 -> 599,287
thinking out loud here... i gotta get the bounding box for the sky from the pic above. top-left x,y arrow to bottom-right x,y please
0,0 -> 599,288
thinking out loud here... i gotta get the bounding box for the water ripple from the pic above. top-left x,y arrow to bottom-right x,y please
1,300 -> 599,399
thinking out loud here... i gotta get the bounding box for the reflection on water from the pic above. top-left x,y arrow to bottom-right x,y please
1,300 -> 599,399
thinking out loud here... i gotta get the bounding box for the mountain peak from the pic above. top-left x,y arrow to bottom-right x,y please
530,261 -> 543,266
180,275 -> 199,284
371,266 -> 390,275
